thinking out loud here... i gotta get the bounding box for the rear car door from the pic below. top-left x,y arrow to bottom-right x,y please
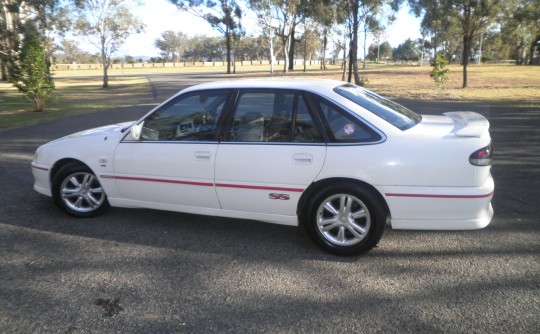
215,89 -> 326,216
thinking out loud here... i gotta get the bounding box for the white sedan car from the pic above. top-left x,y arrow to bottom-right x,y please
31,79 -> 494,255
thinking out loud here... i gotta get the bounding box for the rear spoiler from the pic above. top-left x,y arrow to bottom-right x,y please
444,112 -> 490,137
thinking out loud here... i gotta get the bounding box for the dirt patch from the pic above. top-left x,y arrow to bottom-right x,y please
94,298 -> 123,317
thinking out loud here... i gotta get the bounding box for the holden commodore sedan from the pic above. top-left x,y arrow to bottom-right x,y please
31,78 -> 494,255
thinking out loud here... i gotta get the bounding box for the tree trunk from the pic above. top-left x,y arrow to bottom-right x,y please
269,33 -> 274,73
529,38 -> 538,65
101,49 -> 108,88
347,39 -> 353,83
1,59 -> 6,81
362,26 -> 367,70
283,35 -> 289,73
462,34 -> 472,88
288,24 -> 296,71
233,37 -> 237,74
226,28 -> 231,74
348,0 -> 360,85
33,95 -> 45,112
321,33 -> 327,70
303,33 -> 307,72
342,48 -> 347,81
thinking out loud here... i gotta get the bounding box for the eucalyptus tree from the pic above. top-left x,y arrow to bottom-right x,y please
249,3 -> 278,72
358,0 -> 394,69
248,0 -> 303,73
498,0 -> 540,65
0,0 -> 62,80
367,41 -> 392,61
58,38 -> 84,63
169,0 -> 242,74
393,38 -> 419,62
72,0 -> 145,88
339,0 -> 399,84
409,0 -> 501,88
154,30 -> 189,61
304,0 -> 336,69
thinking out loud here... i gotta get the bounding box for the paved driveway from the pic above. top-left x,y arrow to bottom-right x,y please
0,74 -> 538,333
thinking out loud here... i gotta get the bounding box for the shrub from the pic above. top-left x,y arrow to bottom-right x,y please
10,33 -> 55,112
430,54 -> 450,89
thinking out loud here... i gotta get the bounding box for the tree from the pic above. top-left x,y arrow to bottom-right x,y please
430,53 -> 450,88
9,28 -> 55,112
498,0 -> 540,65
393,38 -> 419,62
58,39 -> 84,63
341,0 -> 398,84
409,0 -> 501,88
154,30 -> 189,61
249,0 -> 303,73
358,0 -> 394,69
72,0 -> 145,88
308,0 -> 337,69
367,41 -> 392,61
169,0 -> 242,74
1,0 -> 62,81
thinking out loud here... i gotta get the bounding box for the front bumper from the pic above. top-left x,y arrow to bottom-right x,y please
31,162 -> 52,197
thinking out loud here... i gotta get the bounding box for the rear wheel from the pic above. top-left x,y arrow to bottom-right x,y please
304,183 -> 386,255
52,163 -> 109,218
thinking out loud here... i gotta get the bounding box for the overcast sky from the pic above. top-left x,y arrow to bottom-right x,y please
83,0 -> 422,57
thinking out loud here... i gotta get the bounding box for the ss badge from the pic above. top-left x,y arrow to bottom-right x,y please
269,193 -> 290,200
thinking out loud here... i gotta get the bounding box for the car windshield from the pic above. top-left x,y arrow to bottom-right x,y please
334,84 -> 422,130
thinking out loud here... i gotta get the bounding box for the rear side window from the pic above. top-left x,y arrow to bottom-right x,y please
315,98 -> 382,143
334,84 -> 421,130
227,90 -> 323,143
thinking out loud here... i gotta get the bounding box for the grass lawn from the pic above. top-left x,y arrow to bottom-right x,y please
349,64 -> 540,104
0,76 -> 152,129
211,63 -> 540,105
1,63 -> 538,129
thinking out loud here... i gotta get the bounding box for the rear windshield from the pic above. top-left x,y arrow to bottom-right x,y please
334,84 -> 421,130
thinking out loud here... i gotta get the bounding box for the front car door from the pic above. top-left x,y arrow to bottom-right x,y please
111,90 -> 231,212
215,89 -> 327,220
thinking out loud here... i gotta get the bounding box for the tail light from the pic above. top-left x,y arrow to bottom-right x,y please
469,143 -> 492,166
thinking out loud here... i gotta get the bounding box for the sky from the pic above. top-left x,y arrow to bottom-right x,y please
84,0 -> 423,58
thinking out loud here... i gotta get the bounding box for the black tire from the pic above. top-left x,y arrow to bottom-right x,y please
52,162 -> 110,218
303,182 -> 386,255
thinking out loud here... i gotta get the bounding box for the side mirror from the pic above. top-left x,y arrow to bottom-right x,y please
130,122 -> 144,140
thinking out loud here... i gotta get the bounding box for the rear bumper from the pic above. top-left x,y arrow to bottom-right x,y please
380,174 -> 495,230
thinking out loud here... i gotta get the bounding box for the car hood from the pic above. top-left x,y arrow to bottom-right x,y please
52,121 -> 135,142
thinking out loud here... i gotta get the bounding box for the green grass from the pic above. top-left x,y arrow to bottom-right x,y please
0,76 -> 152,129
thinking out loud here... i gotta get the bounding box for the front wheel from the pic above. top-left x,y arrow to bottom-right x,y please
304,183 -> 386,255
52,163 -> 109,218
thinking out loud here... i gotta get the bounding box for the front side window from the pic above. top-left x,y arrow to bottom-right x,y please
334,84 -> 421,130
228,91 -> 323,143
139,90 -> 229,141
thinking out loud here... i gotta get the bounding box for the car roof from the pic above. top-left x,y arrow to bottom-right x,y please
181,78 -> 348,95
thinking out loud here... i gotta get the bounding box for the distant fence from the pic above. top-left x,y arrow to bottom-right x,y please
52,60 -> 322,71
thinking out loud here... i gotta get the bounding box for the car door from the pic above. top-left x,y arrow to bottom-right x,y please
215,90 -> 327,216
112,90 -> 230,209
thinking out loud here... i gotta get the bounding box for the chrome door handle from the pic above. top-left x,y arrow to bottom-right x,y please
194,151 -> 211,161
293,153 -> 313,165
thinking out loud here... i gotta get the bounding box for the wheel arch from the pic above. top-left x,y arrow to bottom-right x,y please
297,177 -> 391,224
49,158 -> 90,183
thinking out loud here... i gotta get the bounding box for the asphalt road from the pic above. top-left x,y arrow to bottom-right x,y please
1,73 -> 538,333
